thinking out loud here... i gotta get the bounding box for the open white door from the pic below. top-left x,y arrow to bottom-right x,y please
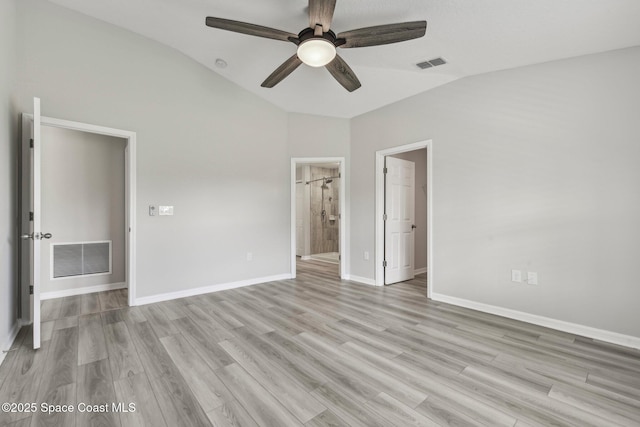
20,97 -> 48,349
384,156 -> 415,285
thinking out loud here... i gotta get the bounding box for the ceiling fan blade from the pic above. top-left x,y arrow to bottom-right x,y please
325,54 -> 361,92
309,0 -> 337,31
261,55 -> 303,88
337,21 -> 427,48
206,17 -> 298,43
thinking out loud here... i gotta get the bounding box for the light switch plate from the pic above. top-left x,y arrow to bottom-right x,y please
527,272 -> 538,285
511,269 -> 522,283
159,206 -> 174,216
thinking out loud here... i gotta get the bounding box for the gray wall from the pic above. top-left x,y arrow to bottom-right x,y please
40,126 -> 125,293
351,47 -> 640,337
0,0 -> 18,353
15,0 -> 290,298
287,113 -> 351,160
389,149 -> 428,272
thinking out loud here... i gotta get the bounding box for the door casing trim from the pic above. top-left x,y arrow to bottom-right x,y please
21,114 -> 137,309
375,140 -> 433,297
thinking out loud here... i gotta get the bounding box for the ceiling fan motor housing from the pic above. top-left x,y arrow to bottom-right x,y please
294,27 -> 345,48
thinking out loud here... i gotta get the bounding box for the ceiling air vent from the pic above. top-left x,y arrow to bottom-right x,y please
416,57 -> 447,70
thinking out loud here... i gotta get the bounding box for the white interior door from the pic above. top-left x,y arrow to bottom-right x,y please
384,156 -> 415,285
20,97 -> 45,349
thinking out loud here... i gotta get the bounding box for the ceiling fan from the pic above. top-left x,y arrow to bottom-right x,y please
205,0 -> 427,92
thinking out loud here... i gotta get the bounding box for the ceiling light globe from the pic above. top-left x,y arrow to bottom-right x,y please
297,38 -> 336,67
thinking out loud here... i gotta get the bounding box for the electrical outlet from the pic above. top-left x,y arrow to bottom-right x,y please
511,269 -> 522,283
364,251 -> 369,261
149,205 -> 156,216
246,252 -> 253,261
527,272 -> 538,285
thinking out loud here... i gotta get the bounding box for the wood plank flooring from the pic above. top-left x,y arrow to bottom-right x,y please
1,262 -> 639,426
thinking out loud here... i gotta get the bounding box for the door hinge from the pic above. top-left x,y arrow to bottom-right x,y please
383,167 -> 388,174
383,214 -> 387,221
29,138 -> 34,148
383,260 -> 388,268
338,254 -> 341,261
29,212 -> 34,221
29,286 -> 33,295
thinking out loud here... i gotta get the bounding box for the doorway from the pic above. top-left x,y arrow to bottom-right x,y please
291,157 -> 346,279
39,126 -> 126,299
20,101 -> 136,349
375,141 -> 433,297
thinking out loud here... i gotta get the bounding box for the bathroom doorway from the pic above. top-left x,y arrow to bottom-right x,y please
291,158 -> 346,279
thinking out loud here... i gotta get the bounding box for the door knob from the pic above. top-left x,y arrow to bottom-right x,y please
21,232 -> 53,240
411,224 -> 417,230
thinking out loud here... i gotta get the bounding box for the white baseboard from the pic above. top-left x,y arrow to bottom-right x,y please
0,320 -> 25,367
345,271 -> 427,286
344,274 -> 379,286
414,267 -> 427,275
431,293 -> 640,350
134,274 -> 292,306
41,282 -> 127,300
301,256 -> 311,261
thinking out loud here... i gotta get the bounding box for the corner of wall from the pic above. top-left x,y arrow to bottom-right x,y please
0,0 -> 20,363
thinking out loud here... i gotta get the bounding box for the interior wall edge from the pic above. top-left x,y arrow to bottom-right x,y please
0,319 -> 23,366
0,0 -> 19,358
134,273 -> 292,306
432,292 -> 640,350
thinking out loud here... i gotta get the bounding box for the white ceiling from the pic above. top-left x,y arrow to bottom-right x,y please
48,0 -> 640,118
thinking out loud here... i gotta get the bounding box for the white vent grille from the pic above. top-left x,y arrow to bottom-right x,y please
52,241 -> 111,279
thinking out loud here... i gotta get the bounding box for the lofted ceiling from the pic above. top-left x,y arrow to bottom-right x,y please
48,0 -> 640,118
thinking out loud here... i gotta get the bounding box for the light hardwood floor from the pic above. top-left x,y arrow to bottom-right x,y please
1,260 -> 639,426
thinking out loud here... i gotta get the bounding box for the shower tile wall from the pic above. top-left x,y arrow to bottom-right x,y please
310,167 -> 339,254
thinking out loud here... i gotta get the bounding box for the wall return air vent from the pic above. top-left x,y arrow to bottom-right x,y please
52,241 -> 112,279
416,57 -> 447,69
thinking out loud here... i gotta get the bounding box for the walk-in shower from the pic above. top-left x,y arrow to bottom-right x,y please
307,175 -> 340,222
297,168 -> 340,263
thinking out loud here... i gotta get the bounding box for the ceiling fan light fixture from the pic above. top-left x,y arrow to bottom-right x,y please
297,38 -> 336,67
205,4 -> 427,91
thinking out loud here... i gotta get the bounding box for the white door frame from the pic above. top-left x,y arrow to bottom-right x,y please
290,157 -> 347,279
22,114 -> 137,308
375,140 -> 433,297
